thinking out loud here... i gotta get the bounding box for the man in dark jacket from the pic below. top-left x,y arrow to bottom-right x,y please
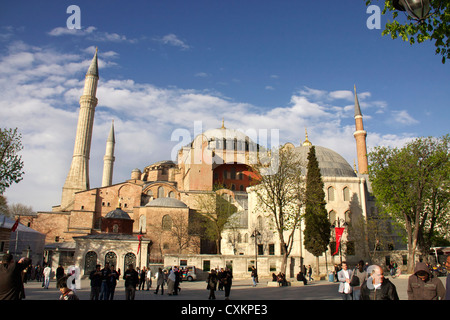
0,254 -> 31,300
89,264 -> 102,300
360,265 -> 399,300
407,262 -> 445,300
123,264 -> 139,300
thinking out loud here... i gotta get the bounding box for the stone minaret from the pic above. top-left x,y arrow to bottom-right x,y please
353,85 -> 368,174
61,49 -> 99,210
102,120 -> 115,187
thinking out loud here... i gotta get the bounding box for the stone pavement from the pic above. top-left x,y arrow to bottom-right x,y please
21,274 -> 446,301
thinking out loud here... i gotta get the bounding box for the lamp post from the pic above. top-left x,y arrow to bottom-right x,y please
331,218 -> 348,264
250,229 -> 261,273
393,0 -> 432,22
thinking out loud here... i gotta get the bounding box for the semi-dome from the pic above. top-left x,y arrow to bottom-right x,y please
105,207 -> 132,220
145,197 -> 188,208
294,145 -> 356,178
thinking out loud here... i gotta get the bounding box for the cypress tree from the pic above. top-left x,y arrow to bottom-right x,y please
303,146 -> 331,274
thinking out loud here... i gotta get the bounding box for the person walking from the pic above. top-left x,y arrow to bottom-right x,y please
123,264 -> 139,300
407,261 -> 445,300
223,268 -> 233,300
43,264 -> 52,290
351,260 -> 368,300
207,269 -> 218,300
307,265 -> 314,281
138,266 -> 146,290
337,261 -> 353,300
251,266 -> 258,287
167,269 -> 176,296
89,264 -> 102,300
360,265 -> 399,300
99,262 -> 111,300
145,267 -> 152,290
154,267 -> 165,295
56,264 -> 65,289
0,254 -> 31,300
108,265 -> 119,300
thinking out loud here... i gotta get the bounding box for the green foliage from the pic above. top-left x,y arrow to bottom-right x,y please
0,128 -> 24,194
368,135 -> 449,266
303,146 -> 331,257
366,0 -> 450,63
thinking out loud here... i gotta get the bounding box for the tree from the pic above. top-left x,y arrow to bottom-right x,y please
0,128 -> 24,194
366,0 -> 450,63
303,146 -> 331,276
368,135 -> 449,273
195,188 -> 238,254
252,145 -> 305,274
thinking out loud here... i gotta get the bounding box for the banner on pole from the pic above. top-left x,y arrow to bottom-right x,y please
332,227 -> 345,256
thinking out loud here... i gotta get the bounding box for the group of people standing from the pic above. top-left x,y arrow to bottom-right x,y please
336,256 -> 450,300
206,267 -> 233,300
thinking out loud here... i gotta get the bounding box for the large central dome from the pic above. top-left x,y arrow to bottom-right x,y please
294,145 -> 356,178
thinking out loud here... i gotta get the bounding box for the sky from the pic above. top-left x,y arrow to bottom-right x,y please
1,0 -> 449,211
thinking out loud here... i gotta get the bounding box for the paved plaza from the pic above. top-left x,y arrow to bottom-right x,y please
21,275 -> 446,301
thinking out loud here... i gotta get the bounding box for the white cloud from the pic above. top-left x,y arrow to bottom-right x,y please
391,110 -> 419,125
48,26 -> 136,43
154,34 -> 190,50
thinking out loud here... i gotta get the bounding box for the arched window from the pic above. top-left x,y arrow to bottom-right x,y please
105,251 -> 117,267
84,251 -> 97,275
162,215 -> 172,231
158,186 -> 164,198
168,191 -> 175,198
139,215 -> 146,233
327,186 -> 335,202
329,210 -> 336,225
343,187 -> 350,201
124,253 -> 136,270
344,210 -> 352,225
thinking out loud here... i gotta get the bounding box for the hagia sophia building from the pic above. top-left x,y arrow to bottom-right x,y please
17,50 -> 405,279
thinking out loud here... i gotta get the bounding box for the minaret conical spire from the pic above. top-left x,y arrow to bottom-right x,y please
87,47 -> 99,77
102,120 -> 116,187
354,84 -> 362,117
61,48 -> 99,210
353,85 -> 368,174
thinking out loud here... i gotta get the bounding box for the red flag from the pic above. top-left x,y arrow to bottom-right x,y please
137,234 -> 143,254
11,219 -> 19,232
332,227 -> 345,256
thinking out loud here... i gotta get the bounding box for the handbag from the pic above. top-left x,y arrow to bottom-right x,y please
350,269 -> 360,287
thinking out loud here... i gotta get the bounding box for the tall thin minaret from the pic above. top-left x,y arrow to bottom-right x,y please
61,48 -> 99,210
102,120 -> 115,187
353,85 -> 368,174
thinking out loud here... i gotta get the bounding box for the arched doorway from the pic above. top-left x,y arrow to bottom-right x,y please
124,252 -> 136,270
105,251 -> 117,268
84,251 -> 97,275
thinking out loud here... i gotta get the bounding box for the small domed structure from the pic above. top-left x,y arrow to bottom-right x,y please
102,206 -> 134,234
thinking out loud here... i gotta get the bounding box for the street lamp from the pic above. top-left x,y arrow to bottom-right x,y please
393,0 -> 431,22
250,229 -> 261,273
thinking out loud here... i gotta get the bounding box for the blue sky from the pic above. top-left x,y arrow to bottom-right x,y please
1,0 -> 449,211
